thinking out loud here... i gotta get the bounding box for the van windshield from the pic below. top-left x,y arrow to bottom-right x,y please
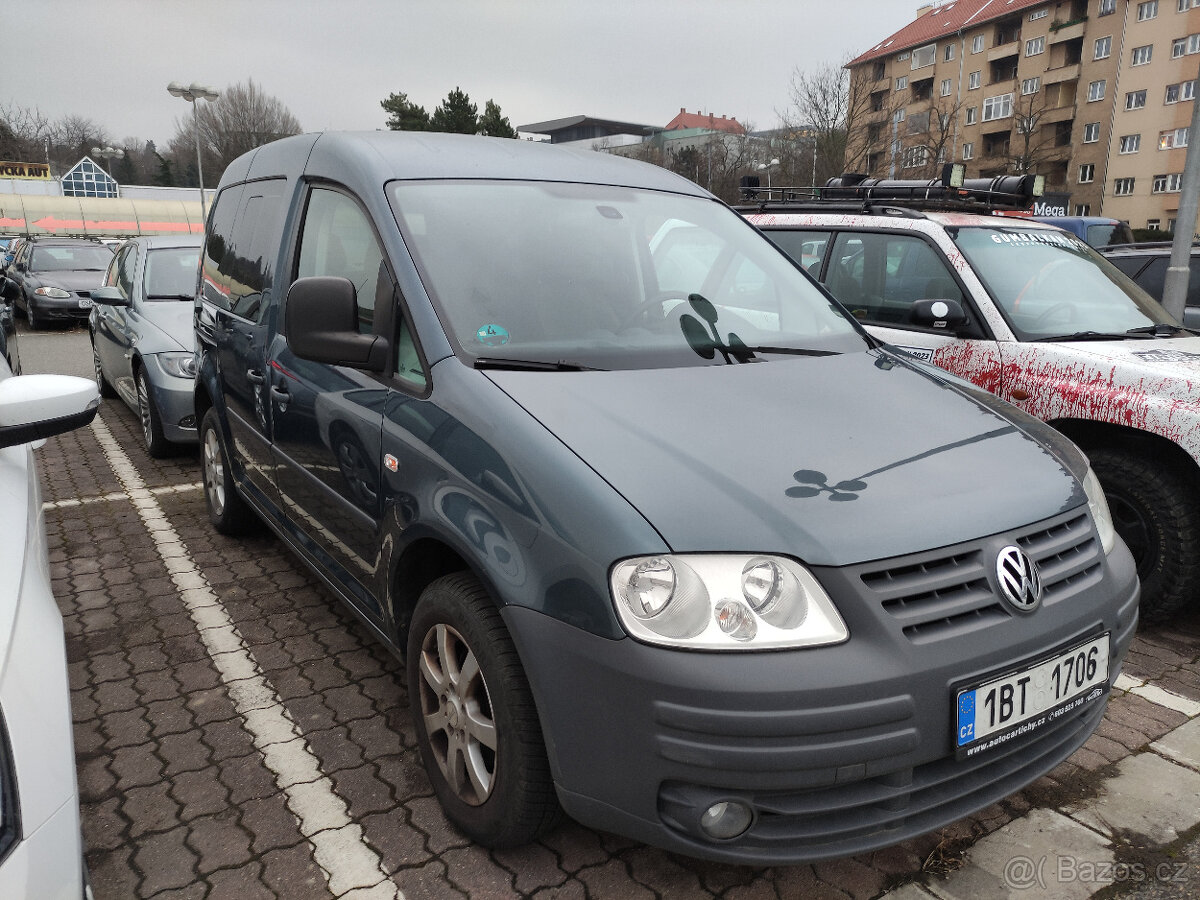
388,180 -> 867,369
948,225 -> 1175,340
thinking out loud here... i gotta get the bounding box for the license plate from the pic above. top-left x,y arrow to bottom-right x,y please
78,297 -> 93,309
955,634 -> 1109,758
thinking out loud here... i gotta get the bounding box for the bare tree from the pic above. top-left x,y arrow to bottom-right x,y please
169,79 -> 302,185
893,95 -> 963,180
979,90 -> 1070,186
780,59 -> 887,182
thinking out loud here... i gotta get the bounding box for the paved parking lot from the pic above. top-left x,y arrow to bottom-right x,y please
22,324 -> 1200,899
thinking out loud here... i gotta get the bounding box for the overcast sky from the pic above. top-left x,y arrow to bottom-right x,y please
10,0 -> 919,148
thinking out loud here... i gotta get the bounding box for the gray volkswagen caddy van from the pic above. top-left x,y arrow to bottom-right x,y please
194,131 -> 1138,864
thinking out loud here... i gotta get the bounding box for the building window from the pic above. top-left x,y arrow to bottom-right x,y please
1076,204 -> 1092,215
1152,173 -> 1183,192
903,146 -> 930,168
1083,122 -> 1101,142
1147,219 -> 1160,231
945,43 -> 956,61
1174,34 -> 1200,56
912,43 -> 936,68
969,70 -> 981,89
896,75 -> 908,90
1165,80 -> 1197,102
1025,36 -> 1046,56
1022,77 -> 1041,95
1114,177 -> 1136,195
982,93 -> 1014,120
1126,90 -> 1148,109
966,106 -> 978,124
1119,134 -> 1142,153
1138,0 -> 1159,20
895,108 -> 907,122
972,34 -> 985,53
897,50 -> 911,61
1180,0 -> 1200,10
1099,0 -> 1115,12
1094,36 -> 1112,59
1160,126 -> 1190,148
1131,44 -> 1153,65
1078,163 -> 1095,182
963,141 -> 975,159
1088,80 -> 1107,101
941,78 -> 953,97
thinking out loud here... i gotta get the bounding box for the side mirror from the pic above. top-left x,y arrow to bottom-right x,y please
284,276 -> 388,372
90,286 -> 130,307
0,374 -> 99,449
910,298 -> 968,330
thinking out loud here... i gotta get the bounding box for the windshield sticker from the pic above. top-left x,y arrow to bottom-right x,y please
1132,349 -> 1200,363
989,230 -> 1078,249
476,324 -> 510,347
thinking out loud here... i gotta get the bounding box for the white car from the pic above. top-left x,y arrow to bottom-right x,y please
0,361 -> 99,898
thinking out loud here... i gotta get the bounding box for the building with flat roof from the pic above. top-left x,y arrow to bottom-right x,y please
845,0 -> 1200,231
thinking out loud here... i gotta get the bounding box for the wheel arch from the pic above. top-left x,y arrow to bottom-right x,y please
1049,418 -> 1200,483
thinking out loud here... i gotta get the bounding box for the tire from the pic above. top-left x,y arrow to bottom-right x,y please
136,367 -> 171,458
407,572 -> 560,848
1089,446 -> 1200,622
26,298 -> 43,331
92,340 -> 117,398
200,407 -> 253,535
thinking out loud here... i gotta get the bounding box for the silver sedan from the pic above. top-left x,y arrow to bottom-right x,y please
89,234 -> 202,456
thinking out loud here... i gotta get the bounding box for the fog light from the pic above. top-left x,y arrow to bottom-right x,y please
714,600 -> 757,642
179,414 -> 196,428
699,800 -> 753,840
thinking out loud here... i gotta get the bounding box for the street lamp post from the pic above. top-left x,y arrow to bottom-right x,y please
167,81 -> 220,226
757,157 -> 780,195
90,145 -> 124,175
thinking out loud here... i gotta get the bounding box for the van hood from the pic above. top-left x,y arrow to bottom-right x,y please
486,351 -> 1085,566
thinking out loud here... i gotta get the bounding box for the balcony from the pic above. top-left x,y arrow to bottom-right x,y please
1038,104 -> 1077,125
1049,20 -> 1086,43
988,42 -> 1020,62
1044,64 -> 1081,85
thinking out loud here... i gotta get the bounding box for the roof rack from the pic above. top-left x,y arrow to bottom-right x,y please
737,164 -> 1045,215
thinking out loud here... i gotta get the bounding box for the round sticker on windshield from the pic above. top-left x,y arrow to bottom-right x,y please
477,324 -> 510,346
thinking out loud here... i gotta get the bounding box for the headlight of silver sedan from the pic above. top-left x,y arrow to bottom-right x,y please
611,554 -> 849,650
33,286 -> 71,299
157,351 -> 197,379
1082,465 -> 1116,554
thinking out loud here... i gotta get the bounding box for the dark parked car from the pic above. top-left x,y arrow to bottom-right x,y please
2,237 -> 114,329
90,234 -> 202,456
195,131 -> 1137,863
1100,242 -> 1200,328
1030,216 -> 1134,249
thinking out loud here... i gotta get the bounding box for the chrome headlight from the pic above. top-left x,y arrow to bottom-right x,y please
158,351 -> 197,379
1082,466 -> 1116,554
33,286 -> 71,299
611,554 -> 848,650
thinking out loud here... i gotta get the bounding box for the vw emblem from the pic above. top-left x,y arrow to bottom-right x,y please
996,546 -> 1043,612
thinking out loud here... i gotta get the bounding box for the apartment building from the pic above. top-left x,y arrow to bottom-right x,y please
846,0 -> 1200,230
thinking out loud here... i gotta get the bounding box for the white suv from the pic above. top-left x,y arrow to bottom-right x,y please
744,178 -> 1200,621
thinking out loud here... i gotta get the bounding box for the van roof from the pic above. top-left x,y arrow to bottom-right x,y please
222,130 -> 713,198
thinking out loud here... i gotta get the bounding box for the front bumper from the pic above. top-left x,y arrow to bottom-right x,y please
29,294 -> 92,322
505,508 -> 1140,864
146,365 -> 198,444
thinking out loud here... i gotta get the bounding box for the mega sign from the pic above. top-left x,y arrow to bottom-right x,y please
0,161 -> 51,180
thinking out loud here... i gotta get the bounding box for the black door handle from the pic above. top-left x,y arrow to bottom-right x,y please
246,369 -> 264,385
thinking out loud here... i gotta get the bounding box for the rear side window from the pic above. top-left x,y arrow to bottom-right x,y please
765,230 -> 830,277
201,178 -> 288,320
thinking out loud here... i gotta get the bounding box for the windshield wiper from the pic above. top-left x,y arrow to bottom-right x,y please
473,356 -> 605,372
736,345 -> 840,357
1032,331 -> 1156,342
1125,323 -> 1184,336
146,293 -> 193,301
